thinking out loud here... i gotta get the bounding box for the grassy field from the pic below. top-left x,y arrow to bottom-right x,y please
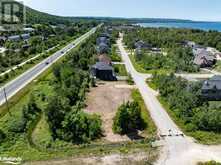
131,90 -> 157,138
113,64 -> 128,76
111,45 -> 122,62
128,53 -> 169,74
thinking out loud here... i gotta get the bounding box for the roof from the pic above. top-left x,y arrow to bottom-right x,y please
194,50 -> 215,65
100,33 -> 110,38
97,37 -> 109,45
21,33 -> 30,39
8,35 -> 20,41
23,27 -> 35,32
98,54 -> 111,64
92,62 -> 113,70
202,75 -> 221,90
134,40 -> 152,49
8,33 -> 30,41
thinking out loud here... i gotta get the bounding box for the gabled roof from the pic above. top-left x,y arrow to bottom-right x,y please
8,35 -> 20,41
134,40 -> 152,49
202,75 -> 221,90
92,62 -> 113,70
21,33 -> 30,40
98,54 -> 111,65
100,33 -> 110,38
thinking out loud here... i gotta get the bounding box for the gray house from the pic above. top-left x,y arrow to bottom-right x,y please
96,37 -> 109,45
97,42 -> 109,54
8,33 -> 30,42
193,50 -> 216,68
91,62 -> 117,81
202,75 -> 221,100
134,40 -> 152,49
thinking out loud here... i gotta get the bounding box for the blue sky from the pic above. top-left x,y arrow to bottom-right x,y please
22,0 -> 221,21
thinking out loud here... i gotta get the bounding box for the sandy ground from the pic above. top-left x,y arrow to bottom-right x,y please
84,81 -> 133,142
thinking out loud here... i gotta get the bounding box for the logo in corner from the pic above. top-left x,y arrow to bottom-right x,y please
0,0 -> 26,31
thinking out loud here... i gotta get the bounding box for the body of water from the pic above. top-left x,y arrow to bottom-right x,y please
138,22 -> 221,32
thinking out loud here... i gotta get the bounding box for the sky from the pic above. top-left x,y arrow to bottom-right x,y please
21,0 -> 221,22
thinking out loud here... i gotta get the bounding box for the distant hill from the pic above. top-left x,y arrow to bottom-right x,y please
26,7 -> 74,24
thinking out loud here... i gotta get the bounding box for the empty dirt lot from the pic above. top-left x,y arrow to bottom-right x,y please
84,81 -> 134,142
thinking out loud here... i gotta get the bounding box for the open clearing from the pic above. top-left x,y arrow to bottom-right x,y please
84,81 -> 133,142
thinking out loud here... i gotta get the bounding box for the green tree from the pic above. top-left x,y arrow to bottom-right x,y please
113,101 -> 146,134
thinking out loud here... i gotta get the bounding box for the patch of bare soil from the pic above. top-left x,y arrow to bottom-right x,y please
25,151 -> 157,165
84,81 -> 132,142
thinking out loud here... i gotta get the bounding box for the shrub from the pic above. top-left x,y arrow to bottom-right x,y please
0,129 -> 6,143
62,108 -> 102,143
127,73 -> 134,85
113,101 -> 146,134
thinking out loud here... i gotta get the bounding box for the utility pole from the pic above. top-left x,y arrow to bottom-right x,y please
3,88 -> 11,116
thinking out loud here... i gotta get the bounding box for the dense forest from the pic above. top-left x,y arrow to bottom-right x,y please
151,73 -> 221,134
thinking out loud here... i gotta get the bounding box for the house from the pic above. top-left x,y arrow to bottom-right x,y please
23,27 -> 35,32
193,49 -> 216,68
91,62 -> 117,81
8,35 -> 20,42
98,54 -> 112,65
202,75 -> 221,100
21,33 -> 30,40
182,41 -> 196,49
134,40 -> 152,49
8,33 -> 30,42
100,32 -> 110,39
97,42 -> 109,54
96,37 -> 109,45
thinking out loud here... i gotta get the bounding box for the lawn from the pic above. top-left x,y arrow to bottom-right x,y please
111,45 -> 122,62
213,61 -> 221,72
128,52 -> 170,74
131,89 -> 157,138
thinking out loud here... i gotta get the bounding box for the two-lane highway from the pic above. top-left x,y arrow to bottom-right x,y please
0,26 -> 98,106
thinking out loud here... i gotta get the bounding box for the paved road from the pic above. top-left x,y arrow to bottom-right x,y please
0,26 -> 98,106
117,34 -> 221,165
